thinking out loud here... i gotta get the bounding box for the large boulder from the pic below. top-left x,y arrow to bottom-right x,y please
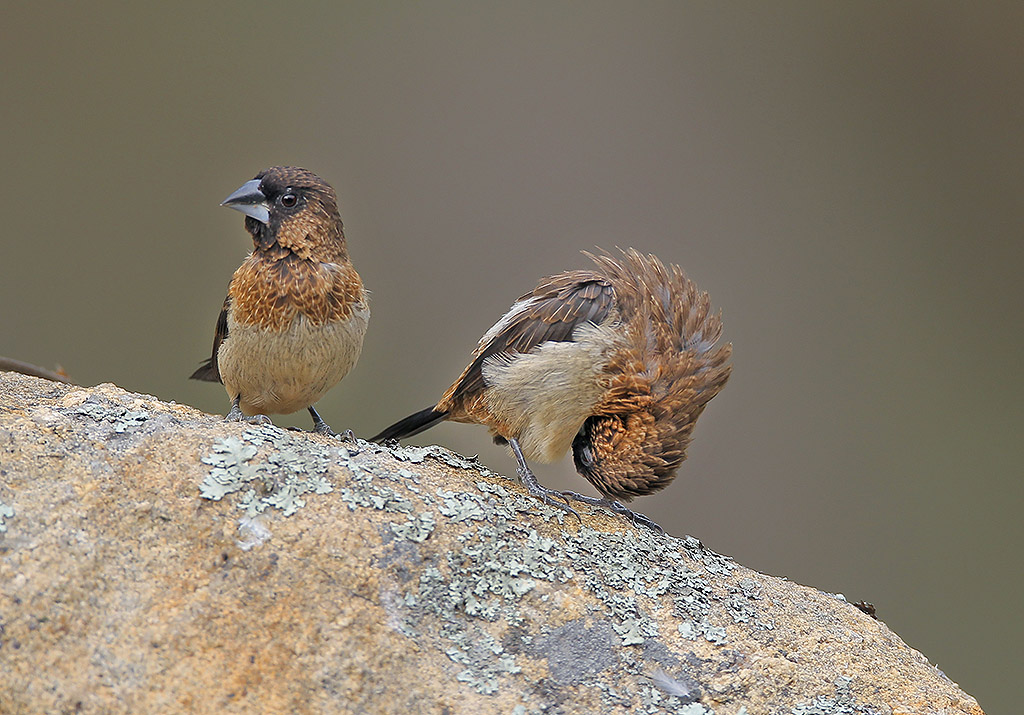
0,372 -> 983,714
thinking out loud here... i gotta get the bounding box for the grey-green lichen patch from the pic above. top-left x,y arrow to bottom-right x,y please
447,629 -> 522,695
200,437 -> 259,500
733,584 -> 776,630
391,444 -> 499,475
472,479 -> 571,526
198,425 -> 335,517
339,455 -> 416,514
67,396 -> 150,433
391,511 -> 436,542
614,617 -> 658,646
725,594 -> 755,624
437,489 -> 489,522
737,577 -> 762,598
678,618 -> 728,644
791,677 -> 880,715
0,500 -> 13,533
365,456 -> 745,708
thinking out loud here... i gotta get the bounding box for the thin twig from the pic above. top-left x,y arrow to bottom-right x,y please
0,357 -> 75,384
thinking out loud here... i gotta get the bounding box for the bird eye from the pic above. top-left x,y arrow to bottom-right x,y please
280,193 -> 298,208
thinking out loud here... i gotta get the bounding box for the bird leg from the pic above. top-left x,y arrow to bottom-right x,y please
508,438 -> 581,523
558,490 -> 663,532
225,396 -> 272,425
307,405 -> 353,440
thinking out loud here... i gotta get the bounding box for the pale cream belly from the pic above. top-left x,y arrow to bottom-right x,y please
480,321 -> 622,463
218,307 -> 369,416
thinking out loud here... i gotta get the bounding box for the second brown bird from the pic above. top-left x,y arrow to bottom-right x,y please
372,248 -> 731,528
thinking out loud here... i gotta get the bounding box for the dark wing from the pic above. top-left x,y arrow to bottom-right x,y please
189,295 -> 230,383
439,271 -> 616,409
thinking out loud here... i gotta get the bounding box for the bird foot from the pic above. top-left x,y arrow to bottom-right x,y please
559,491 -> 663,532
311,422 -> 358,442
506,437 -> 581,523
225,403 -> 272,426
516,466 -> 582,523
311,421 -> 337,437
308,406 -> 350,439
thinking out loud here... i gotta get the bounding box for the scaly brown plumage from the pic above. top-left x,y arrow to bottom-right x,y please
372,248 -> 731,528
191,166 -> 368,436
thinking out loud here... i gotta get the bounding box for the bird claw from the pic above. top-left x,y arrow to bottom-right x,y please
225,404 -> 272,426
516,467 -> 582,523
559,491 -> 663,532
307,406 -> 346,438
605,501 -> 662,532
312,421 -> 337,437
309,422 -> 358,444
534,490 -> 583,524
620,508 -> 663,532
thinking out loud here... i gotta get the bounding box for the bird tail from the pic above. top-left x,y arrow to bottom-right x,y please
371,406 -> 449,442
189,358 -> 222,383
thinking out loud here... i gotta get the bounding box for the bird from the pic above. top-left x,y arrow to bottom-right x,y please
372,248 -> 731,528
190,166 -> 368,437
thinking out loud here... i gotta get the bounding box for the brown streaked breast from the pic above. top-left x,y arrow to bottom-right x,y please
229,254 -> 365,331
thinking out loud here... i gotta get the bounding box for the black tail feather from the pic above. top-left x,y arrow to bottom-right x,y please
189,358 -> 222,383
372,406 -> 449,442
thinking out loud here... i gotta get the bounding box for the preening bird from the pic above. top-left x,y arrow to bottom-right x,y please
372,249 -> 731,528
191,166 -> 368,436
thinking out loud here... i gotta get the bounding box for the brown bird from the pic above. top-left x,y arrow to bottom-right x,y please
191,166 -> 368,436
372,249 -> 731,528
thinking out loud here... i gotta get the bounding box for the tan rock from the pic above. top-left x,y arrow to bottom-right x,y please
0,372 -> 983,714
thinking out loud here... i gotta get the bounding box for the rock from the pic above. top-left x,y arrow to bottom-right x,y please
0,372 -> 983,714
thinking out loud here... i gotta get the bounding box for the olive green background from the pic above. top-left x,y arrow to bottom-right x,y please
2,3 -> 1020,711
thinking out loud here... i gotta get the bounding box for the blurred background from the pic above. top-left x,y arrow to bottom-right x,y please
2,3 -> 1020,710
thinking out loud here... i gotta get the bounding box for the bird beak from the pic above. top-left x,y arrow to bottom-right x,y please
221,179 -> 271,224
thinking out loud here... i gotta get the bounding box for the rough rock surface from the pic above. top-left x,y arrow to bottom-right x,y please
0,372 -> 983,714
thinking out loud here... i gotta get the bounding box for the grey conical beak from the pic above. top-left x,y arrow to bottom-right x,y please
221,179 -> 271,224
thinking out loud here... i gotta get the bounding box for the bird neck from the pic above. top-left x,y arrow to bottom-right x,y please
248,220 -> 350,264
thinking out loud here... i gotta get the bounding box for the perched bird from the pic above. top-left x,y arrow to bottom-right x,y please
191,166 -> 368,436
372,249 -> 731,527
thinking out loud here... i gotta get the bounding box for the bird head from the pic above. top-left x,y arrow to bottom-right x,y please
569,252 -> 734,502
221,166 -> 346,260
572,403 -> 688,502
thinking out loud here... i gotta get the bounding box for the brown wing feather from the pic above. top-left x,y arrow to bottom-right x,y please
437,271 -> 616,412
190,294 -> 230,383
